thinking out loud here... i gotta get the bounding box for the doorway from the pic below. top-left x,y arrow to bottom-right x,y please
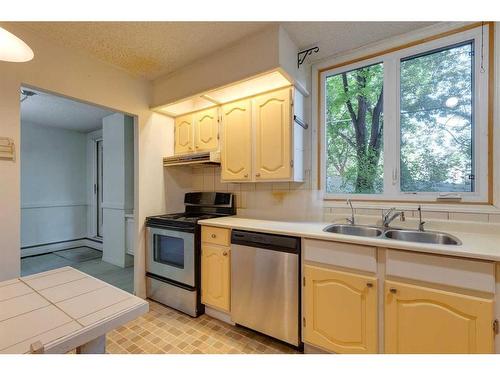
96,139 -> 103,238
19,86 -> 136,293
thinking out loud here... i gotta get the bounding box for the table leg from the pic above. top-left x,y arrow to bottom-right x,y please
76,334 -> 106,354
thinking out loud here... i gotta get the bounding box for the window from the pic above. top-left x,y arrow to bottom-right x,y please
320,25 -> 489,202
326,63 -> 384,194
400,42 -> 474,193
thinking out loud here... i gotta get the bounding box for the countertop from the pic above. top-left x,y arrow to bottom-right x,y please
198,216 -> 500,262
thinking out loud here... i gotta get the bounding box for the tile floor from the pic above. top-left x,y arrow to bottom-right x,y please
106,300 -> 299,354
21,247 -> 134,293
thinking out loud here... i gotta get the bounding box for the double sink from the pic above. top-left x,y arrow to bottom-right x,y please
323,224 -> 461,245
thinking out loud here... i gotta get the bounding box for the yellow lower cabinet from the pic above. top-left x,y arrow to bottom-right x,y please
385,280 -> 494,354
201,244 -> 230,312
303,264 -> 378,353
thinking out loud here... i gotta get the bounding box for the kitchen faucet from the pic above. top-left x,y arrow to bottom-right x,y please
382,207 -> 405,227
417,205 -> 426,231
346,199 -> 355,225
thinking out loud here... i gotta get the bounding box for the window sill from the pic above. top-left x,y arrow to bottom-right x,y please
323,200 -> 500,215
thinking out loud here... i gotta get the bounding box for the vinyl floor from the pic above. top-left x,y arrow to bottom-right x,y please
106,300 -> 299,354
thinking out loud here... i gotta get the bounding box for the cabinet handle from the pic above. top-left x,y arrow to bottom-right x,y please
366,282 -> 373,288
223,251 -> 228,256
389,288 -> 397,294
211,234 -> 216,239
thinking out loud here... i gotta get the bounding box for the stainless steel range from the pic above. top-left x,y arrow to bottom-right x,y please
145,192 -> 235,317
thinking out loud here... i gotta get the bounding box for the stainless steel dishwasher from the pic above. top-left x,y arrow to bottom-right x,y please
231,230 -> 300,347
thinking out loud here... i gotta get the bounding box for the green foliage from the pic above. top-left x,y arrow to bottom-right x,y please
400,42 -> 473,192
325,63 -> 384,194
325,41 -> 474,195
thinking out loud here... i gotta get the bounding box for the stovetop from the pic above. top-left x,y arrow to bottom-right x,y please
146,192 -> 236,230
150,212 -> 220,223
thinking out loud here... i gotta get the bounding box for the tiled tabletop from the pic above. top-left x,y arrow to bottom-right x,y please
0,267 -> 148,354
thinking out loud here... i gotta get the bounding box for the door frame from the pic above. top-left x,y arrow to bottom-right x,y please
87,130 -> 103,239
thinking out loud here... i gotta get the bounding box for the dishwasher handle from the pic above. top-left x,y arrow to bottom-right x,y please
231,230 -> 300,254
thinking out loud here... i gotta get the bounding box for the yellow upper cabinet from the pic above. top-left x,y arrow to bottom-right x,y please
385,280 -> 494,354
219,86 -> 304,183
194,107 -> 219,152
220,99 -> 252,181
174,114 -> 194,154
303,264 -> 378,354
254,87 -> 292,181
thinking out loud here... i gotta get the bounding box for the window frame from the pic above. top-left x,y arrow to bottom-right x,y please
319,25 -> 490,203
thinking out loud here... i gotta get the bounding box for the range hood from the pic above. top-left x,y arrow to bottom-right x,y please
163,151 -> 220,167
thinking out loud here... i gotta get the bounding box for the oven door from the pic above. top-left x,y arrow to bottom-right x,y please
146,226 -> 195,287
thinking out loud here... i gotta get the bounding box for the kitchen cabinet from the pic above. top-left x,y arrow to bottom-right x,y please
174,107 -> 219,155
385,280 -> 494,354
194,107 -> 219,152
303,264 -> 378,354
220,99 -> 252,181
220,86 -> 304,182
201,244 -> 230,312
201,226 -> 231,312
174,114 -> 194,154
254,88 -> 291,180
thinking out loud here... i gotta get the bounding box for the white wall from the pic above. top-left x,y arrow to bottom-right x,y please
20,122 -> 88,248
102,113 -> 134,267
0,23 -> 162,298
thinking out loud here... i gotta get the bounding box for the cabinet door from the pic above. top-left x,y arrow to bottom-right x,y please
194,107 -> 219,152
220,99 -> 252,181
174,114 -> 193,154
303,264 -> 378,353
201,244 -> 230,312
385,280 -> 494,354
254,87 -> 292,181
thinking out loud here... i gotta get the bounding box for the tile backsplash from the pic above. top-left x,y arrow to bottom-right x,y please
183,165 -> 500,223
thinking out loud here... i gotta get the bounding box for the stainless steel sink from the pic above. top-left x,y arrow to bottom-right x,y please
323,223 -> 461,246
384,229 -> 461,245
323,224 -> 383,238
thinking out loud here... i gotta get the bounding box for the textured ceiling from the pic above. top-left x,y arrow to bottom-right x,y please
17,22 -> 273,80
283,21 -> 436,61
21,88 -> 114,132
15,22 -> 436,80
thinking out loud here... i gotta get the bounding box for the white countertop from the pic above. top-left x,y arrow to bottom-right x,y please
198,216 -> 500,262
0,267 -> 148,354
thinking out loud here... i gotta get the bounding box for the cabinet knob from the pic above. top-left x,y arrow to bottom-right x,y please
244,174 -> 248,178
223,251 -> 228,256
256,173 -> 261,177
195,145 -> 199,149
211,234 -> 216,239
366,282 -> 373,288
389,288 -> 397,294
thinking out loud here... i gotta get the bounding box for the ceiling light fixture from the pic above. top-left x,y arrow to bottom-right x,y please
0,26 -> 34,62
